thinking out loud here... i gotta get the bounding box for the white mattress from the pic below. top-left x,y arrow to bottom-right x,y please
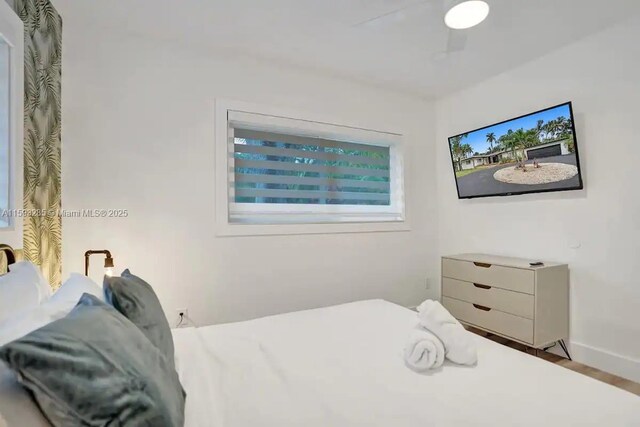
173,299 -> 640,427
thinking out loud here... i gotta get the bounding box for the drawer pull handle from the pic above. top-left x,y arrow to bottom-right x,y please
473,304 -> 492,312
473,262 -> 492,268
473,283 -> 492,290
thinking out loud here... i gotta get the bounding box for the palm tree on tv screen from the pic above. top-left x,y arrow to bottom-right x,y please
461,143 -> 473,161
502,133 -> 517,161
535,119 -> 545,142
449,136 -> 462,171
544,117 -> 572,140
449,133 -> 468,171
556,116 -> 572,138
486,132 -> 496,154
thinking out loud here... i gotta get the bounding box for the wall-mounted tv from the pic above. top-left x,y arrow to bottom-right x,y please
448,102 -> 583,199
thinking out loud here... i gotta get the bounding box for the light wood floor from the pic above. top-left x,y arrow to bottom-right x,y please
468,328 -> 640,396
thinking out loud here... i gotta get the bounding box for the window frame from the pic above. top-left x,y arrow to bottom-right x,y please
214,99 -> 410,237
0,1 -> 23,247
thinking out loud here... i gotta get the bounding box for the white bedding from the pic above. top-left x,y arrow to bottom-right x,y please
173,299 -> 640,427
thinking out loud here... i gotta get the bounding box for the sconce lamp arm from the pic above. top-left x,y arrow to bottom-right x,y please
84,250 -> 114,276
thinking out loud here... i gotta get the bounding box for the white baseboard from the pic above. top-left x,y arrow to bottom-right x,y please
472,336 -> 639,383
567,341 -> 640,383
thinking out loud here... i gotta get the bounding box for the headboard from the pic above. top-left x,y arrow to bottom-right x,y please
0,244 -> 16,274
0,244 -> 16,265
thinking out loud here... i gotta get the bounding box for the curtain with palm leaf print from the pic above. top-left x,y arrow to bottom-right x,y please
6,0 -> 62,287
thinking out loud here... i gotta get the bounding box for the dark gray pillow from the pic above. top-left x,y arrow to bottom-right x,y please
0,294 -> 185,427
104,269 -> 175,364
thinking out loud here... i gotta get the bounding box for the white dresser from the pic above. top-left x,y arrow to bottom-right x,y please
441,254 -> 569,350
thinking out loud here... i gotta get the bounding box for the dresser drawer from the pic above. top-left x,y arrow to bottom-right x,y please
442,258 -> 535,294
442,296 -> 534,344
442,278 -> 534,319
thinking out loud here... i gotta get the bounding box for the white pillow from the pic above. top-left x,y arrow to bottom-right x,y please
35,267 -> 51,301
0,262 -> 49,325
49,273 -> 104,307
0,274 -> 103,346
8,260 -> 51,301
0,306 -> 56,347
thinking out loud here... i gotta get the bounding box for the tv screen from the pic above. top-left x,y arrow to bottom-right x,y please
448,102 -> 583,199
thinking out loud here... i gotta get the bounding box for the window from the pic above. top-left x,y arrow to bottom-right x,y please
0,40 -> 10,226
0,0 -> 24,247
215,101 -> 406,235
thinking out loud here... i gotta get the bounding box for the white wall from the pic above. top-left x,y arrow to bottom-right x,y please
58,0 -> 640,382
60,25 -> 438,326
436,16 -> 640,381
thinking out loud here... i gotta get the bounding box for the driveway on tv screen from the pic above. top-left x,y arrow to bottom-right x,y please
456,154 -> 580,198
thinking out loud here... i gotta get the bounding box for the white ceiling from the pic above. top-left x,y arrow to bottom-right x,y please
53,0 -> 640,98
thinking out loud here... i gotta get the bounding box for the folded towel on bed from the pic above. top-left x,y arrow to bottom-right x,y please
417,300 -> 477,366
404,328 -> 445,372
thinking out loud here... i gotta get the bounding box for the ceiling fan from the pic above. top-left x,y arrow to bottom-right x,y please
353,0 -> 489,56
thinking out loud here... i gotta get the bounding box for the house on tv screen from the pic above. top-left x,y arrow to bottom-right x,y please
459,138 -> 573,171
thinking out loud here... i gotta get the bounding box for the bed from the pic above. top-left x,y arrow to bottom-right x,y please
173,299 -> 640,426
1,245 -> 639,426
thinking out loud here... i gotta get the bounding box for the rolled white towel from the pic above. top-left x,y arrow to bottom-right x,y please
404,328 -> 445,372
417,299 -> 477,366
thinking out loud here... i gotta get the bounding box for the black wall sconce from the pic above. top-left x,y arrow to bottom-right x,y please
84,250 -> 114,277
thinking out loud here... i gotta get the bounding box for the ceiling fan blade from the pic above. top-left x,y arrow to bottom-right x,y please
353,0 -> 433,28
446,29 -> 467,53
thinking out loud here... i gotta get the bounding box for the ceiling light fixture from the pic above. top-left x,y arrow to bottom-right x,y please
445,1 -> 490,30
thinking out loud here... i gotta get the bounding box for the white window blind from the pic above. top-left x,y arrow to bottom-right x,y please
227,111 -> 404,225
